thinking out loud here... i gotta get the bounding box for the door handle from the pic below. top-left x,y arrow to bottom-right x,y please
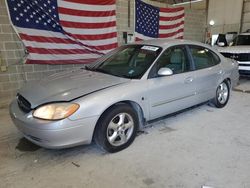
184,77 -> 193,84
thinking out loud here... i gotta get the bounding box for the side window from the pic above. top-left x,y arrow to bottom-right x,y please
156,46 -> 190,75
189,45 -> 220,70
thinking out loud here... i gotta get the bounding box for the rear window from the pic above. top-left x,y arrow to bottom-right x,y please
233,35 -> 250,46
189,45 -> 220,70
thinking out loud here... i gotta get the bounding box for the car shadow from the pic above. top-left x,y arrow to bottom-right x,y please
15,137 -> 105,157
16,138 -> 41,152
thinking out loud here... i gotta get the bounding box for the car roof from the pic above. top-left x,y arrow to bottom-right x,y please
134,38 -> 208,49
239,33 -> 250,36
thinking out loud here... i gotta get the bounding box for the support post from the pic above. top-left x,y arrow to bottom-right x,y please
128,0 -> 131,28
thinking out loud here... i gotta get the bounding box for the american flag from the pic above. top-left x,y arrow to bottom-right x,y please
135,0 -> 184,41
6,0 -> 118,64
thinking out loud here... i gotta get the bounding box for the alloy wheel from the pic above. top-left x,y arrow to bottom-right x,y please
106,113 -> 134,146
217,82 -> 229,104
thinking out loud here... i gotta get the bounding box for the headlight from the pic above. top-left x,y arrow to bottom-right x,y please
33,103 -> 79,120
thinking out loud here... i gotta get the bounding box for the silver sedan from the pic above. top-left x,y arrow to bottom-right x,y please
9,39 -> 239,152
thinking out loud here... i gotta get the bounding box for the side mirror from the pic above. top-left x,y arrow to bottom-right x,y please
157,67 -> 173,76
218,42 -> 225,47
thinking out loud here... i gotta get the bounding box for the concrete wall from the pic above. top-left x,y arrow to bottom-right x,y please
207,0 -> 244,34
242,0 -> 250,32
183,9 -> 206,42
0,0 -> 206,107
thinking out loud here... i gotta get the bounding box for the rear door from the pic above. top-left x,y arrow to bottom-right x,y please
187,45 -> 223,103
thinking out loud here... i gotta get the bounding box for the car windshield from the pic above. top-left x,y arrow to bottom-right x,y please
88,45 -> 162,79
232,35 -> 250,45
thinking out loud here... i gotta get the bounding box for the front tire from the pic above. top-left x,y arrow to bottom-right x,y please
94,104 -> 139,153
212,80 -> 230,108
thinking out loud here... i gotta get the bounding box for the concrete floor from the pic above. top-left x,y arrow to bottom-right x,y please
0,78 -> 250,188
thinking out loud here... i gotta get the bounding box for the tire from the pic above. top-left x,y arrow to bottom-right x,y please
94,104 -> 139,153
212,80 -> 230,108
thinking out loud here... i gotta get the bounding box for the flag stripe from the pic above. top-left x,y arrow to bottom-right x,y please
58,7 -> 116,17
19,33 -> 78,44
23,42 -> 111,55
27,47 -> 97,55
135,30 -> 184,40
89,43 -> 118,51
159,28 -> 184,38
20,32 -> 118,45
159,24 -> 184,34
22,39 -> 117,50
16,27 -> 68,38
59,14 -> 116,23
159,17 -> 184,26
26,59 -> 97,64
22,41 -> 89,50
23,40 -> 115,53
159,10 -> 184,18
58,1 -> 116,11
159,13 -> 185,21
62,26 -> 117,35
63,0 -> 115,5
67,32 -> 117,40
159,21 -> 184,30
28,53 -> 101,61
60,20 -> 116,29
135,33 -> 156,40
135,37 -> 143,41
160,7 -> 185,13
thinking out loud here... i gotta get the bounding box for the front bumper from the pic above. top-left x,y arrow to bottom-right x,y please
9,100 -> 99,149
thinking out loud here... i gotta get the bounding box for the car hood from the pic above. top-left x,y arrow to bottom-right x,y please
18,69 -> 129,108
217,46 -> 250,53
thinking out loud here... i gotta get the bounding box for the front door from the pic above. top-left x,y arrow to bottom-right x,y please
147,45 -> 196,120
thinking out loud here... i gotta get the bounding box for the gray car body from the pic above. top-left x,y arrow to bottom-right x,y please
9,39 -> 239,149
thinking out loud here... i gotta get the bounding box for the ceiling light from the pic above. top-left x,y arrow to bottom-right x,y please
209,20 -> 215,26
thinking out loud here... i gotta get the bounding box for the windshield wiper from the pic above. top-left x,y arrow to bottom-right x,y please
94,68 -> 111,74
82,66 -> 107,74
118,74 -> 131,79
85,67 -> 131,79
95,68 -> 131,78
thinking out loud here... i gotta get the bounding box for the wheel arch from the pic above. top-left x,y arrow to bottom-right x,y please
218,75 -> 232,89
225,78 -> 231,89
92,100 -> 145,141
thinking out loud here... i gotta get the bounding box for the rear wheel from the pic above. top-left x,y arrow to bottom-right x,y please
94,104 -> 138,153
212,81 -> 230,108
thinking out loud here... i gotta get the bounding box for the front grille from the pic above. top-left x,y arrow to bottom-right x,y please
17,94 -> 32,113
221,53 -> 250,62
239,70 -> 250,75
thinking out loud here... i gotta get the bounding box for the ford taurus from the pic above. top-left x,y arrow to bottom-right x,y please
10,39 -> 239,152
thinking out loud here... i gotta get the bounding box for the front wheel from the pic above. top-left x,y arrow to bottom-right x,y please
94,104 -> 138,153
212,81 -> 230,108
